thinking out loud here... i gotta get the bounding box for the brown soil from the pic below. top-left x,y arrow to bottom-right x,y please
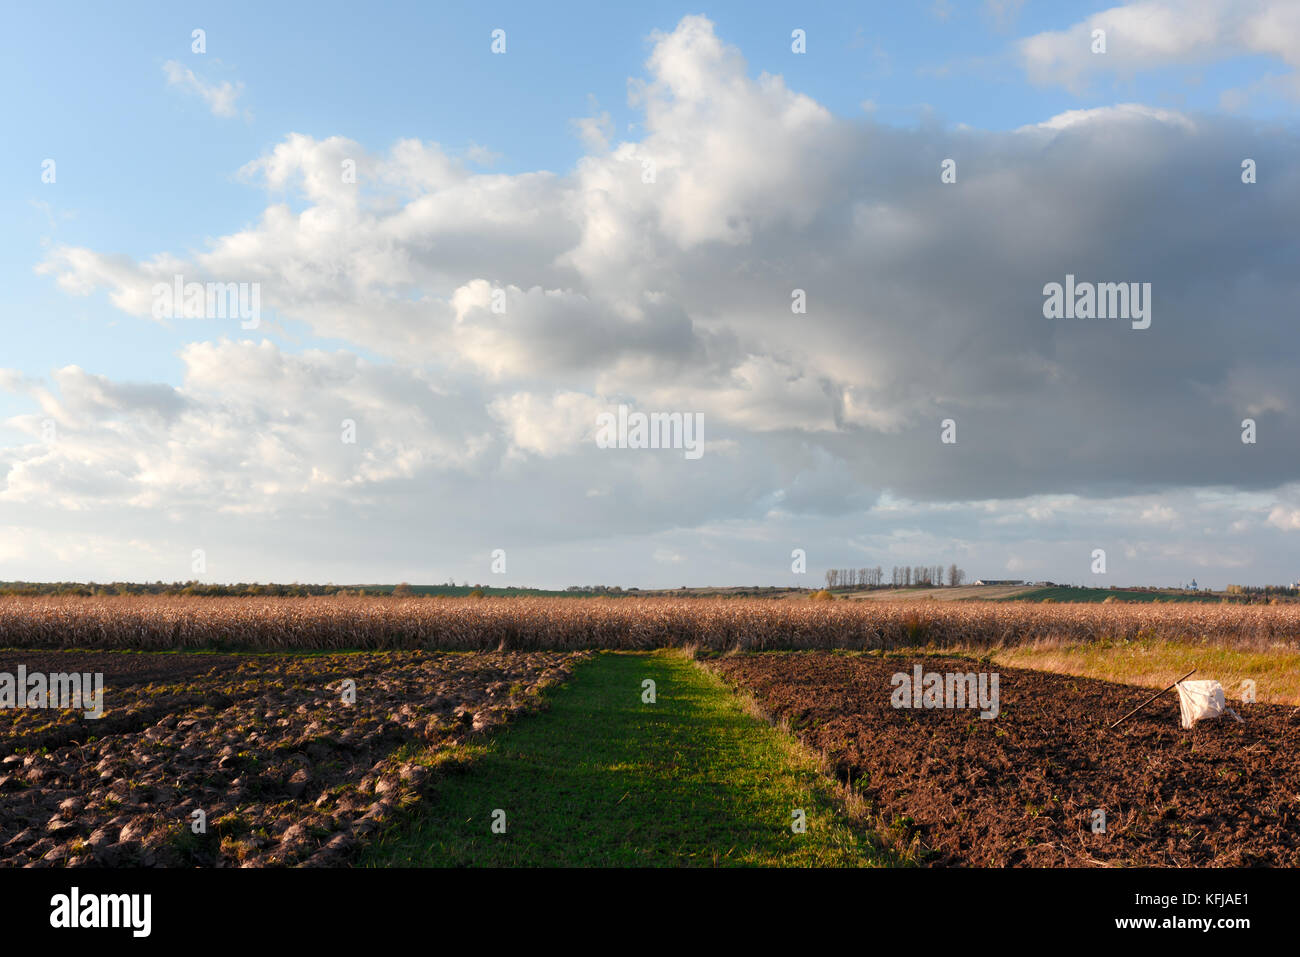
710,652 -> 1300,866
0,649 -> 586,867
0,650 -> 245,688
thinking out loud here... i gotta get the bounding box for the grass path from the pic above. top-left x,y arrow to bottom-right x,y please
363,650 -> 894,867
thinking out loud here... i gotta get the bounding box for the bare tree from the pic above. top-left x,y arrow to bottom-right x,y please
821,562 -> 965,589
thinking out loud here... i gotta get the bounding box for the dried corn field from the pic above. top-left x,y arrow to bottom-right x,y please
1,595 -> 1297,652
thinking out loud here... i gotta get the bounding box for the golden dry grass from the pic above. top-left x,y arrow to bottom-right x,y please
989,639 -> 1300,705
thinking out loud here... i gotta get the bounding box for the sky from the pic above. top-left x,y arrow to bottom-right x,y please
2,0 -> 1299,589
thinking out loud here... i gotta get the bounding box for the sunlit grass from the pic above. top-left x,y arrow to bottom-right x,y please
363,650 -> 897,867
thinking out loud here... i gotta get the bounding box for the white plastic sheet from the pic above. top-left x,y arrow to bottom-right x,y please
1175,679 -> 1227,729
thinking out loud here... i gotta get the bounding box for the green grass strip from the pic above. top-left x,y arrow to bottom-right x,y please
363,650 -> 894,867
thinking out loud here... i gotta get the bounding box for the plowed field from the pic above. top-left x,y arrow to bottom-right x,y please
710,652 -> 1300,866
0,649 -> 586,867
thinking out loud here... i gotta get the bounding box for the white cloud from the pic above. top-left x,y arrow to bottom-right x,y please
1021,103 -> 1196,132
488,391 -> 608,458
1,341 -> 495,512
1267,506 -> 1300,531
1139,504 -> 1180,525
1018,0 -> 1300,98
163,60 -> 245,118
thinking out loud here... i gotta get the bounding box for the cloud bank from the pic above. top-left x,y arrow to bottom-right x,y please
10,15 -> 1300,586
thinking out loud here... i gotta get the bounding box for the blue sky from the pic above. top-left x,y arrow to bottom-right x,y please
2,1 -> 1299,587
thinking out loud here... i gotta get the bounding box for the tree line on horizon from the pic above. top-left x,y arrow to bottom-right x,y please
0,580 -> 577,598
823,565 -> 967,589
